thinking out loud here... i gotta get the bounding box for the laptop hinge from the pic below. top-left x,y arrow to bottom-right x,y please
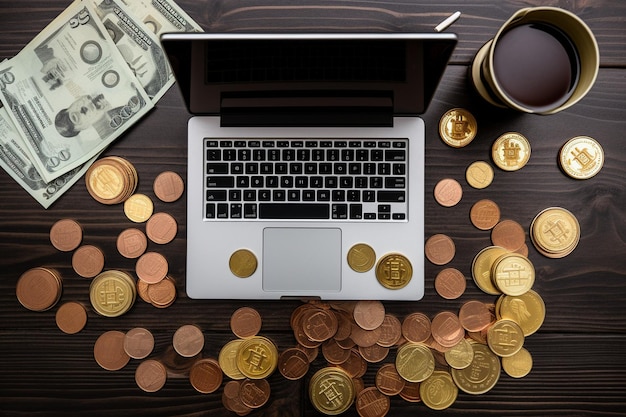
220,91 -> 394,127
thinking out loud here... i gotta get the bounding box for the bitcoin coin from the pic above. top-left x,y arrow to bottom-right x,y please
438,108 -> 478,148
530,207 -> 580,258
89,270 -> 136,317
491,253 -> 535,296
420,371 -> 458,410
85,156 -> 137,204
491,132 -> 531,171
395,342 -> 435,383
123,193 -> 154,223
487,319 -> 525,357
451,343 -> 500,394
375,253 -> 412,289
466,161 -> 494,189
309,367 -> 355,415
559,136 -> 604,179
218,339 -> 246,380
229,249 -> 258,278
347,243 -> 376,273
502,347 -> 533,378
236,336 -> 278,379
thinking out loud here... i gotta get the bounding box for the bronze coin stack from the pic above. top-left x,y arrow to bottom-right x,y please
85,156 -> 138,204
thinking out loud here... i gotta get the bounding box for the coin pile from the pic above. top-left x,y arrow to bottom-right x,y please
15,267 -> 63,312
85,156 -> 138,204
530,207 -> 581,258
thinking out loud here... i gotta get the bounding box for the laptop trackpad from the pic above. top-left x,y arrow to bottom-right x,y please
263,228 -> 341,293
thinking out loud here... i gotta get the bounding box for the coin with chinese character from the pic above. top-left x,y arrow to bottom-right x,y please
236,336 -> 278,379
491,132 -> 531,171
375,253 -> 412,289
89,270 -> 136,317
439,108 -> 477,148
309,367 -> 355,415
559,136 -> 604,179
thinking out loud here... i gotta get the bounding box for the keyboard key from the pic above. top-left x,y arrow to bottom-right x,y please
217,203 -> 229,218
207,163 -> 229,174
377,190 -> 406,202
207,177 -> 234,188
332,204 -> 348,219
350,204 -> 363,219
244,204 -> 257,218
259,203 -> 330,219
206,190 -> 227,201
385,150 -> 406,161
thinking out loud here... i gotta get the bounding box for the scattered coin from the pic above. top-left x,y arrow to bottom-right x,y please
375,253 -> 413,289
471,246 -> 508,295
470,199 -> 501,230
124,193 -> 154,223
358,343 -> 389,363
16,267 -> 62,312
124,327 -> 155,359
376,314 -> 403,348
559,135 -> 604,179
459,300 -> 494,332
396,342 -> 435,382
173,324 -> 204,358
85,156 -> 137,204
356,386 -> 390,416
146,276 -> 177,308
93,330 -> 130,371
89,270 -> 136,317
439,108 -> 478,148
375,362 -> 405,396
466,161 -> 494,189
353,300 -> 385,331
278,347 -> 310,380
497,289 -> 546,336
239,378 -> 271,409
487,319 -> 525,357
434,178 -> 463,207
431,311 -> 464,348
434,267 -> 466,299
136,252 -> 168,284
230,306 -> 262,339
309,367 -> 355,415
491,219 -> 526,252
116,228 -> 148,258
49,218 -> 82,252
55,301 -> 87,334
189,358 -> 223,394
444,337 -> 474,370
424,234 -> 455,265
347,243 -> 376,273
451,343 -> 500,395
491,253 -> 535,296
135,359 -> 167,392
236,336 -> 278,379
530,207 -> 580,258
401,312 -> 432,343
218,339 -> 246,380
72,244 -> 105,278
501,347 -> 533,378
229,249 -> 258,278
153,171 -> 185,202
146,212 -> 177,244
222,380 -> 252,415
420,371 -> 458,410
492,132 -> 531,171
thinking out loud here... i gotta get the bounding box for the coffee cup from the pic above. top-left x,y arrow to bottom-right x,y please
470,7 -> 599,115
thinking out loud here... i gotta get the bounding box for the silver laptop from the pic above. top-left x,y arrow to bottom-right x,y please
160,33 -> 456,300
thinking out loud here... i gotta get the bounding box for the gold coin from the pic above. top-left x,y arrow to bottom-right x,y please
236,336 -> 278,379
347,243 -> 376,273
471,246 -> 508,295
498,289 -> 546,336
465,161 -> 494,189
86,162 -> 126,202
451,343 -> 500,395
559,136 -> 604,179
444,337 -> 474,369
229,249 -> 257,278
501,347 -> 533,378
439,108 -> 477,148
89,270 -> 136,317
123,194 -> 154,223
420,371 -> 458,410
531,207 -> 580,258
491,253 -> 535,296
487,319 -> 525,357
375,253 -> 412,289
309,367 -> 355,415
395,342 -> 435,383
218,339 -> 246,380
491,132 -> 531,171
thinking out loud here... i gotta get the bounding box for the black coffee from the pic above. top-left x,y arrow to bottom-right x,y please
492,23 -> 580,112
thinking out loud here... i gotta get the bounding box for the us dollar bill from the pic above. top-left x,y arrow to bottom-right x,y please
120,0 -> 203,35
90,0 -> 174,102
0,1 -> 153,183
0,103 -> 97,208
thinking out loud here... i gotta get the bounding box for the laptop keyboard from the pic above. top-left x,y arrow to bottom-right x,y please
204,138 -> 409,221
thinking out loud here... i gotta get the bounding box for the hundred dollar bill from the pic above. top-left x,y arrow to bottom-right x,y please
0,104 -> 97,208
90,0 -> 174,102
120,0 -> 203,35
0,1 -> 153,183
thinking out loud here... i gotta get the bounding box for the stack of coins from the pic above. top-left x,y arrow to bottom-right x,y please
16,267 -> 63,312
89,270 -> 137,317
85,156 -> 137,204
137,276 -> 177,308
530,207 -> 581,258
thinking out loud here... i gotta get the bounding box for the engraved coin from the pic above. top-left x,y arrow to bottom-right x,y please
444,338 -> 474,370
375,253 -> 412,289
222,380 -> 250,414
376,314 -> 402,347
451,343 -> 500,395
124,327 -> 154,359
434,267 -> 466,299
229,249 -> 258,278
302,308 -> 338,342
72,245 -> 105,278
347,243 -> 376,273
420,371 -> 458,410
459,300 -> 494,332
230,306 -> 262,339
531,207 -> 580,258
396,343 -> 435,383
559,136 -> 604,179
309,367 -> 355,415
375,363 -> 405,396
153,170 -> 185,202
189,358 -> 223,394
402,312 -> 432,344
124,193 -> 154,223
353,300 -> 385,331
146,212 -> 177,244
50,218 -> 83,252
491,253 -> 535,296
470,199 -> 501,230
439,108 -> 477,148
116,228 -> 147,259
358,343 -> 389,363
90,270 -> 136,317
424,234 -> 455,265
240,378 -> 271,409
278,347 -> 310,380
487,319 -> 525,357
236,336 -> 278,379
322,338 -> 351,365
431,311 -> 464,348
471,246 -> 508,295
55,301 -> 87,334
356,386 -> 390,417
135,359 -> 167,392
85,156 -> 137,204
498,289 -> 546,336
466,161 -> 494,189
399,381 -> 422,403
136,252 -> 168,284
491,219 -> 526,252
147,276 -> 177,308
492,132 -> 531,171
434,178 -> 463,207
93,330 -> 130,371
502,347 -> 533,378
173,324 -> 204,358
16,267 -> 62,312
218,339 -> 246,380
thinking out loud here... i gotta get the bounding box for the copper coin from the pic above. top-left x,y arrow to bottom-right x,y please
424,234 -> 455,265
470,199 -> 501,230
322,339 -> 352,365
50,219 -> 82,252
222,380 -> 251,415
353,300 -> 386,331
402,312 -> 432,343
116,228 -> 148,259
434,178 -> 463,207
375,363 -> 405,396
240,378 -> 271,409
147,277 -> 177,308
491,219 -> 526,252
189,358 -> 223,394
338,349 -> 368,379
278,347 -> 310,380
302,308 -> 338,342
434,268 -> 466,300
431,311 -> 464,348
334,311 -> 354,341
135,359 -> 167,392
72,245 -> 105,278
136,252 -> 168,284
399,381 -> 422,403
124,327 -> 155,359
153,171 -> 185,203
136,279 -> 152,304
146,212 -> 177,245
376,314 -> 402,348
358,344 -> 389,363
55,301 -> 87,334
350,323 -> 382,348
230,306 -> 262,339
16,267 -> 62,312
173,324 -> 204,358
93,330 -> 130,371
356,386 -> 390,417
459,300 -> 494,332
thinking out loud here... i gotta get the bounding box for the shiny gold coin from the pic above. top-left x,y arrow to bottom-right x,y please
502,347 -> 533,378
347,243 -> 376,273
434,178 -> 463,207
498,289 -> 546,336
375,253 -> 412,289
471,246 -> 508,295
16,267 -> 62,312
229,249 -> 258,278
487,319 -> 525,357
49,218 -> 83,252
466,161 -> 494,189
153,171 -> 185,202
531,207 -> 580,258
451,343 -> 500,395
444,337 -> 474,370
439,108 -> 477,148
124,194 -> 154,223
559,136 -> 604,179
218,339 -> 246,380
93,330 -> 130,371
236,336 -> 278,379
135,359 -> 167,392
491,253 -> 535,296
420,371 -> 458,410
85,157 -> 137,204
309,367 -> 355,415
55,301 -> 87,334
395,342 -> 435,383
89,270 -> 136,317
491,132 -> 531,171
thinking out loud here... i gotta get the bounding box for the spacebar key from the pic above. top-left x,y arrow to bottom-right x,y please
259,203 -> 330,219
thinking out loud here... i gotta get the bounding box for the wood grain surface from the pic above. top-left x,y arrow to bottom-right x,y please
1,1 -> 625,416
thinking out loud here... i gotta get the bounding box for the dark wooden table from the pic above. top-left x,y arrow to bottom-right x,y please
1,1 -> 625,416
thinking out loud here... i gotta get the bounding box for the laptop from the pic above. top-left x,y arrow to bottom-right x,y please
160,32 -> 456,300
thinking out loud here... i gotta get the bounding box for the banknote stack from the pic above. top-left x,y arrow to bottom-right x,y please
0,0 -> 202,208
